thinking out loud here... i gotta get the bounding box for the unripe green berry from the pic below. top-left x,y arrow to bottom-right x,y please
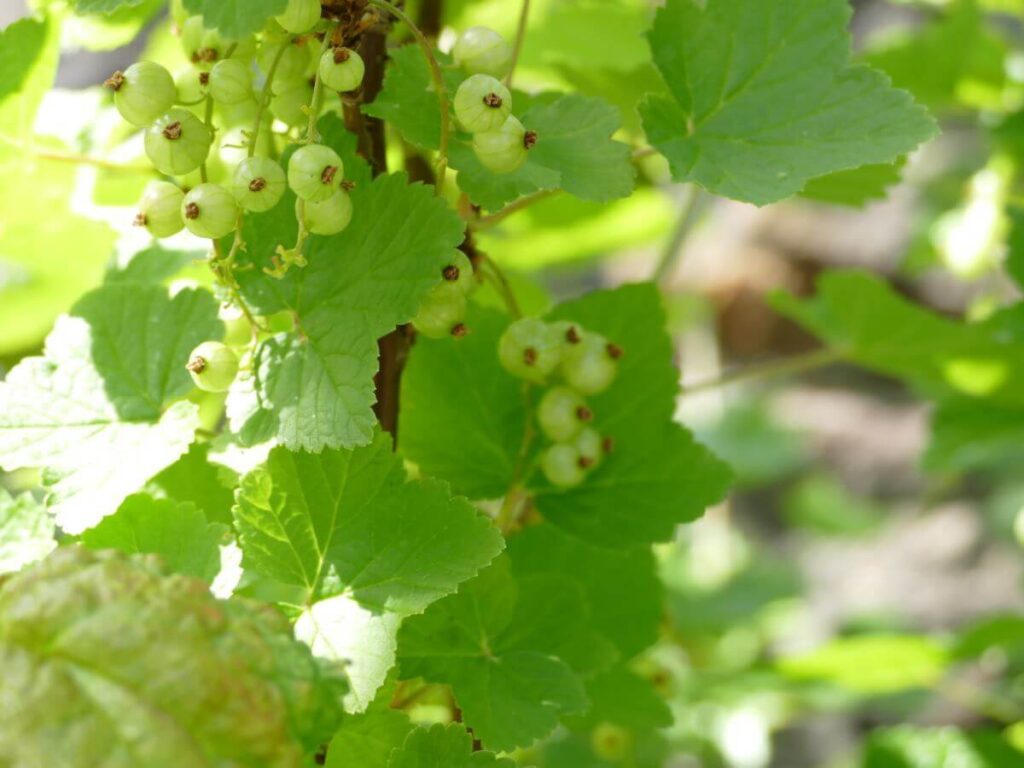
298,190 -> 353,236
438,251 -> 475,297
473,116 -> 534,174
591,722 -> 632,762
219,304 -> 251,347
561,332 -> 621,395
105,62 -> 176,127
453,27 -> 513,78
319,47 -> 365,93
209,59 -> 252,105
550,320 -> 584,349
186,341 -> 239,393
413,289 -> 467,339
541,444 -> 586,488
574,427 -> 606,470
181,16 -> 227,70
232,156 -> 287,212
498,317 -> 561,383
181,183 -> 238,239
288,144 -> 345,202
134,181 -> 185,238
276,0 -> 321,34
174,67 -> 209,103
454,74 -> 512,133
145,108 -> 213,176
260,42 -> 308,83
270,80 -> 314,127
537,386 -> 592,442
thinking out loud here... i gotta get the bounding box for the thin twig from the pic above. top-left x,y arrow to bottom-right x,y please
651,184 -> 702,285
249,43 -> 288,158
506,0 -> 531,89
479,255 -> 521,318
369,0 -> 450,193
200,95 -> 214,183
473,189 -> 557,229
680,348 -> 845,396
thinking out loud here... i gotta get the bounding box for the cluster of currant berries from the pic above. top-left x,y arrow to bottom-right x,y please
412,251 -> 477,338
498,318 -> 623,488
110,0 -> 366,248
451,27 -> 537,174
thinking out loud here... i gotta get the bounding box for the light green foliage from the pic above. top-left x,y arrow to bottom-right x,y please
366,46 -> 635,210
0,547 -> 345,767
227,119 -> 465,451
72,0 -> 150,12
399,558 -> 590,751
800,161 -> 906,208
81,493 -> 226,579
233,431 -> 504,709
865,0 -> 1007,112
387,724 -> 516,767
326,692 -> 412,768
779,635 -> 949,694
182,0 -> 289,38
0,489 -> 55,574
402,284 -> 730,548
640,0 -> 938,205
0,18 -> 47,103
0,285 -> 221,533
772,271 -> 1024,407
863,726 -> 1024,767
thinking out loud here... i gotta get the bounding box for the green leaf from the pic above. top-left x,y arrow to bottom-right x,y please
387,724 -> 516,768
0,17 -> 47,104
181,0 -> 288,39
771,271 -> 1024,408
864,726 -> 1024,768
71,0 -> 148,14
0,489 -> 55,575
233,431 -> 504,710
0,285 -> 220,533
800,161 -> 905,208
401,284 -> 731,548
865,0 -> 1007,112
640,0 -> 938,205
146,443 -> 239,527
365,48 -> 634,210
104,245 -> 202,286
576,666 -> 673,731
508,523 -> 663,659
228,125 -> 465,452
450,94 -> 636,211
398,558 -> 589,751
326,692 -> 412,768
0,547 -> 345,766
925,397 -> 1024,472
778,634 -> 948,694
81,494 -> 225,580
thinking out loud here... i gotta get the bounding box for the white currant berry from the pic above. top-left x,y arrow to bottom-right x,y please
174,67 -> 210,103
181,16 -> 227,69
181,183 -> 238,239
105,62 -> 176,127
591,722 -> 632,762
453,27 -> 513,79
288,144 -> 344,202
438,251 -> 475,298
541,444 -> 586,488
454,74 -> 512,133
561,332 -> 622,395
574,427 -> 607,471
232,156 -> 287,212
319,47 -> 365,93
298,190 -> 353,235
145,108 -> 213,176
260,42 -> 308,83
270,80 -> 314,127
413,289 -> 467,340
473,115 -> 535,174
186,341 -> 239,392
537,386 -> 592,442
134,181 -> 185,238
209,59 -> 252,105
276,0 -> 321,34
498,317 -> 561,383
219,304 -> 251,347
550,320 -> 584,350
